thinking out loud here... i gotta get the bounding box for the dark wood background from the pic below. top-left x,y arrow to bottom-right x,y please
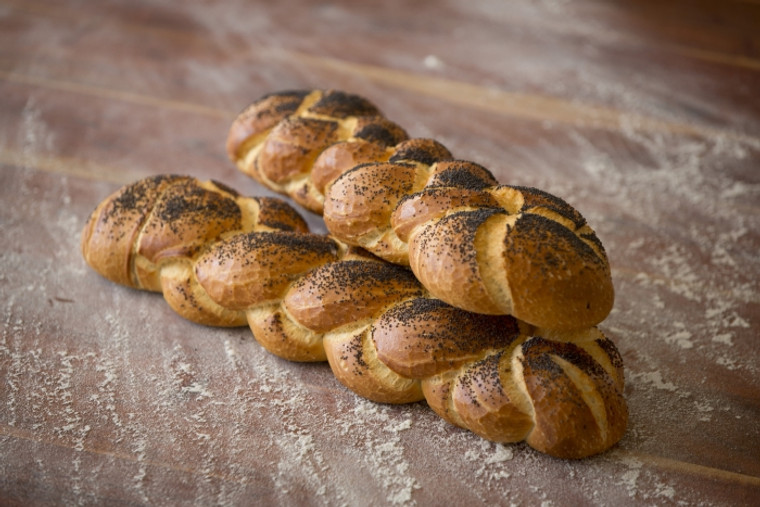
1,0 -> 758,505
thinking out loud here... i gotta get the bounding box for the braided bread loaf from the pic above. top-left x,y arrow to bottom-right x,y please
226,89 -> 614,330
82,175 -> 627,458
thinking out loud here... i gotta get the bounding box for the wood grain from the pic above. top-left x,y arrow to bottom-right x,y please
1,0 -> 759,505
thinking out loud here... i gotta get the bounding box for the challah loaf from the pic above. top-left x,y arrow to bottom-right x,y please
226,89 -> 614,330
82,175 -> 627,458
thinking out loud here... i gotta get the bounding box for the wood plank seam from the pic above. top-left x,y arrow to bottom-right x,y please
0,422 -> 252,485
279,50 -> 760,145
0,70 -> 230,119
3,422 -> 759,487
2,63 -> 759,146
621,450 -> 760,487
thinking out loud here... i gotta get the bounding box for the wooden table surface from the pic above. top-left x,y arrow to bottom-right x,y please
2,1 -> 759,505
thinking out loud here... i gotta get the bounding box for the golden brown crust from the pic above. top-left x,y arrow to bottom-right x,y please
257,116 -> 342,185
228,90 -> 615,331
81,174 -> 185,288
407,208 -> 510,315
504,213 -> 614,330
348,166 -> 614,330
195,232 -> 339,310
372,298 -> 520,377
450,351 -> 534,443
247,305 -> 327,362
226,90 -> 312,163
283,260 -> 423,333
307,89 -> 382,118
81,175 -> 309,326
427,160 -> 499,188
514,332 -> 628,459
369,300 -> 626,457
389,138 -> 453,166
228,89 -> 410,214
160,261 -> 248,327
135,179 -> 242,265
323,329 -> 424,404
351,116 -> 409,147
391,186 -> 500,242
311,141 -> 393,196
83,174 -> 627,458
252,196 -> 313,233
323,163 -> 421,264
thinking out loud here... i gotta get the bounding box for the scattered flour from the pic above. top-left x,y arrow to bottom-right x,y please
628,370 -> 678,392
2,2 -> 758,505
463,439 -> 515,483
694,400 -> 715,422
663,323 -> 694,350
342,399 -> 420,505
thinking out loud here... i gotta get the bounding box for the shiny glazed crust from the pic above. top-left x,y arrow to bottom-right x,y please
227,89 -> 614,330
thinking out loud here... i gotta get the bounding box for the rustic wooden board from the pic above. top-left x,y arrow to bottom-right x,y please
1,0 -> 759,505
